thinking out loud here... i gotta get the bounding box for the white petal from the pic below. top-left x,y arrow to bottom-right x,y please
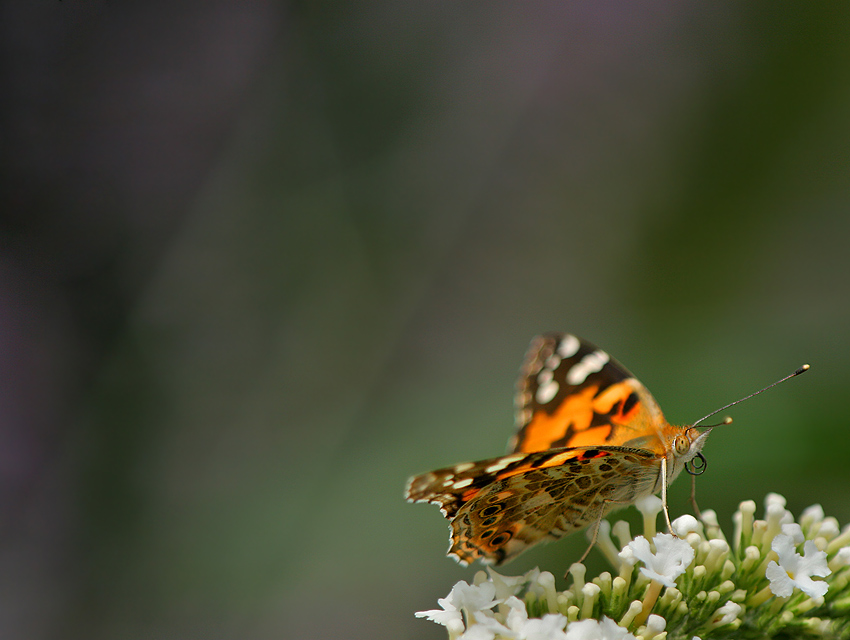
459,623 -> 498,640
771,534 -> 799,566
801,540 -> 831,578
567,618 -> 636,640
447,580 -> 498,612
624,535 -> 652,564
523,614 -> 569,640
415,608 -> 463,626
765,560 -> 795,597
599,616 -> 637,640
565,619 -> 601,640
796,575 -> 829,599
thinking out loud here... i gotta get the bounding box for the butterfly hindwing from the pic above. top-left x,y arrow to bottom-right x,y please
405,445 -> 661,565
510,333 -> 667,454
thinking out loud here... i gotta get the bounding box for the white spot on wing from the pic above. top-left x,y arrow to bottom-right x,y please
536,380 -> 559,403
545,354 -> 561,370
566,350 -> 610,385
557,334 -> 580,358
484,454 -> 525,474
453,462 -> 474,473
451,478 -> 473,489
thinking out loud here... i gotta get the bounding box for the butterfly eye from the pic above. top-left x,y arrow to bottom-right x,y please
674,435 -> 690,455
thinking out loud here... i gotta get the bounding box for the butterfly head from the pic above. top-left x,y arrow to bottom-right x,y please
666,426 -> 713,482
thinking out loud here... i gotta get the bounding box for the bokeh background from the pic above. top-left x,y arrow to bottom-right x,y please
2,2 -> 849,639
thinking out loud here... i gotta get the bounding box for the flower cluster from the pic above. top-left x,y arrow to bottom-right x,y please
416,494 -> 850,639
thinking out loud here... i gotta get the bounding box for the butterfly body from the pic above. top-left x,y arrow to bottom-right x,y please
405,333 -> 711,565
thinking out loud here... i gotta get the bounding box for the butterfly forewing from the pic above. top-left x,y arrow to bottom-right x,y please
511,333 -> 667,454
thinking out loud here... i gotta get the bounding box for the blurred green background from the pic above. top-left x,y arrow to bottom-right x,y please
2,2 -> 849,639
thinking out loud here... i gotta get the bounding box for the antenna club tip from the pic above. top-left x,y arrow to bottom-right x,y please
723,416 -> 733,425
796,364 -> 811,375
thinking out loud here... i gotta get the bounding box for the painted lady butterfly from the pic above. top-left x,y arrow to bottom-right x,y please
405,333 -> 714,566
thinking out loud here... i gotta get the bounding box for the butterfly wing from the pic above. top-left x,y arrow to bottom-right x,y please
406,446 -> 662,565
510,333 -> 668,454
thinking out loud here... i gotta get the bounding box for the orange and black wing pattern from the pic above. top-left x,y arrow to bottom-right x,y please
405,444 -> 660,565
405,333 -> 677,566
509,333 -> 668,454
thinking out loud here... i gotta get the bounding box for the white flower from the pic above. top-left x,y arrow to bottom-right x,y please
490,567 -> 538,593
635,495 -> 663,517
644,614 -> 666,636
415,603 -> 463,629
710,601 -> 742,627
671,514 -> 700,537
818,518 -> 841,540
618,544 -> 638,567
505,595 -> 530,633
527,570 -> 558,604
781,523 -> 804,545
448,580 -> 499,611
518,613 -> 569,640
765,534 -> 831,598
766,493 -> 787,509
415,580 -> 499,629
830,546 -> 850,571
565,616 -> 636,640
486,566 -> 541,600
459,625 -> 499,640
801,504 -> 825,525
634,495 -> 663,537
461,611 -> 513,640
504,599 -> 570,640
765,502 -> 794,538
624,533 -> 695,587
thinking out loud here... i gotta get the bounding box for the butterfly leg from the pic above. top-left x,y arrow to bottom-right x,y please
660,457 -> 675,535
576,518 -> 602,566
569,495 -> 633,576
689,474 -> 703,520
685,452 -> 709,520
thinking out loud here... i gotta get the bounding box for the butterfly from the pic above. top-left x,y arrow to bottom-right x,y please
405,333 -> 714,566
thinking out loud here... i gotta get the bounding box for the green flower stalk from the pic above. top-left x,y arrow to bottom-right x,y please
415,494 -> 850,639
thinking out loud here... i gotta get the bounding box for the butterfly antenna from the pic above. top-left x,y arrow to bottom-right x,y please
691,364 -> 810,428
